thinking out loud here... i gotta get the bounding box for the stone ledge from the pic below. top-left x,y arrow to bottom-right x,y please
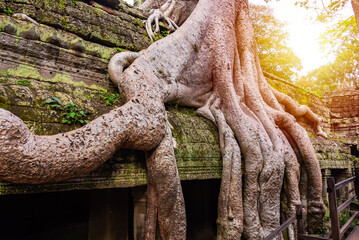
0,0 -> 150,50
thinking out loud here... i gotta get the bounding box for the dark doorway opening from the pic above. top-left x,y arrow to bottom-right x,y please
182,179 -> 220,240
350,145 -> 359,158
0,190 -> 90,240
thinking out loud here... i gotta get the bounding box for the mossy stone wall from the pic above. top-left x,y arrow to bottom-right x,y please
0,1 -> 355,195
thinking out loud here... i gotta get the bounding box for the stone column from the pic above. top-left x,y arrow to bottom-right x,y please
322,169 -> 331,208
337,169 -> 351,200
132,186 -> 147,240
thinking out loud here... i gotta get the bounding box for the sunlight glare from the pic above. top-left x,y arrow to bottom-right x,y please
250,0 -> 353,75
123,0 -> 134,5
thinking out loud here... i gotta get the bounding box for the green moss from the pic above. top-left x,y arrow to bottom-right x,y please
186,108 -> 196,116
91,2 -> 104,16
6,64 -> 107,91
135,19 -> 145,28
0,104 -> 11,112
59,15 -> 69,27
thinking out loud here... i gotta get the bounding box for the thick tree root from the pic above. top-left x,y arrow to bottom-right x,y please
145,122 -> 186,240
0,99 -> 166,183
198,97 -> 243,239
0,0 -> 326,239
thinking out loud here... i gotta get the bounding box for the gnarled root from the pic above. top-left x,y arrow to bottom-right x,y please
109,52 -> 186,240
271,88 -> 327,138
145,8 -> 178,42
0,1 -> 327,239
197,96 -> 244,239
270,111 -> 325,233
145,121 -> 186,240
0,97 -> 166,183
140,0 -> 179,41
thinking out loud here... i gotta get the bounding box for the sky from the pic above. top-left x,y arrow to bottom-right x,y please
123,0 -> 354,75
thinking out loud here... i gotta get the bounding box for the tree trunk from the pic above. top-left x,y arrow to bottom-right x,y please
352,0 -> 359,33
0,0 -> 326,239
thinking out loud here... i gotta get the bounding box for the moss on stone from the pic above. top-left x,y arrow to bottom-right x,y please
0,15 -> 118,60
6,64 -> 107,91
2,0 -> 150,50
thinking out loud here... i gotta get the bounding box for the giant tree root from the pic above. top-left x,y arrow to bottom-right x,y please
0,0 -> 326,239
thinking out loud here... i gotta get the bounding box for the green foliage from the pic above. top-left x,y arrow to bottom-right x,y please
316,226 -> 327,236
43,96 -> 90,125
44,96 -> 63,109
186,108 -> 197,116
324,215 -> 330,223
116,47 -> 123,52
62,103 -> 90,125
315,213 -> 331,236
250,4 -> 303,81
0,71 -> 11,83
151,31 -> 169,42
153,33 -> 163,41
15,79 -> 32,87
136,20 -> 145,28
3,7 -> 13,16
98,90 -> 122,106
299,16 -> 359,91
71,0 -> 78,5
294,0 -> 350,22
339,209 -> 358,231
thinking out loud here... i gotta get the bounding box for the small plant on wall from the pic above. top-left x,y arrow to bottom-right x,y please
15,79 -> 32,87
98,90 -> 122,106
62,103 -> 90,125
44,96 -> 90,125
0,71 -> 11,83
3,7 -> 13,16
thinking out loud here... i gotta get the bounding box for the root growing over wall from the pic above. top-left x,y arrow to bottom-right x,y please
0,0 -> 326,239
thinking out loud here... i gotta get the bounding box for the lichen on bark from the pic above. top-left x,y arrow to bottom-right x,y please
0,0 -> 326,239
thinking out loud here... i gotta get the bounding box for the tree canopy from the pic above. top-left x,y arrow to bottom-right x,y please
250,4 -> 303,81
296,3 -> 359,91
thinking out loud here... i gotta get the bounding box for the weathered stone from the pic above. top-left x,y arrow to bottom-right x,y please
0,0 -> 356,196
1,0 -> 150,51
326,88 -> 359,144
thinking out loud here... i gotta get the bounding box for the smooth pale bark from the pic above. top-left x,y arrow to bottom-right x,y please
0,0 -> 326,239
